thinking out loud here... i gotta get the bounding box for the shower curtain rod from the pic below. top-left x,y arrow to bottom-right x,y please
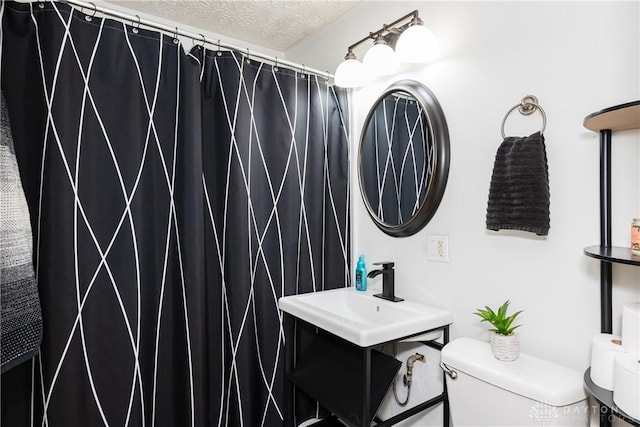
60,0 -> 334,80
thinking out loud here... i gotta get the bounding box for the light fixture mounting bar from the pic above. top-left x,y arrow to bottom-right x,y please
345,10 -> 420,53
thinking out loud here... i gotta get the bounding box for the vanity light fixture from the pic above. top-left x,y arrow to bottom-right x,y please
395,15 -> 438,63
334,49 -> 370,88
334,10 -> 438,88
362,34 -> 399,77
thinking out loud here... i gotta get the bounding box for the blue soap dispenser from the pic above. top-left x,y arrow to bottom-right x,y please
355,255 -> 367,291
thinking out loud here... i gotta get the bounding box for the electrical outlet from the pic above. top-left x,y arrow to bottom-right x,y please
427,234 -> 450,262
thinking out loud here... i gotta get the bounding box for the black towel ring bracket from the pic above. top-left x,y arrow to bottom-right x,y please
501,95 -> 546,138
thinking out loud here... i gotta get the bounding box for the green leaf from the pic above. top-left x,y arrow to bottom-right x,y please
484,306 -> 497,318
504,310 -> 523,330
473,300 -> 523,334
497,300 -> 510,320
474,307 -> 494,322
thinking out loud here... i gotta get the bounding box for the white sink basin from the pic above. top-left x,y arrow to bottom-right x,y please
278,287 -> 453,347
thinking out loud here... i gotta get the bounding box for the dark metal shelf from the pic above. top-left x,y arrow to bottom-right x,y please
584,100 -> 640,132
582,102 -> 640,427
284,314 -> 451,427
583,245 -> 640,266
583,368 -> 640,427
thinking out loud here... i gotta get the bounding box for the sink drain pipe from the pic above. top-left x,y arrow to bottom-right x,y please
392,351 -> 426,406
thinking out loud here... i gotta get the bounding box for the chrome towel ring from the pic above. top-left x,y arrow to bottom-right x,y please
501,95 -> 546,138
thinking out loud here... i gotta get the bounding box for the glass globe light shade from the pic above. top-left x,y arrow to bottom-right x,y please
334,56 -> 368,88
395,24 -> 438,63
362,41 -> 399,77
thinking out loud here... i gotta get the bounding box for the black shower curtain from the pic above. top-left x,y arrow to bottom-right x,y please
0,2 -> 350,426
192,48 -> 350,426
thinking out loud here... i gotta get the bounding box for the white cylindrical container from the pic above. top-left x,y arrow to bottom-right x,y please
590,333 -> 625,390
622,303 -> 640,357
491,332 -> 520,361
613,354 -> 640,420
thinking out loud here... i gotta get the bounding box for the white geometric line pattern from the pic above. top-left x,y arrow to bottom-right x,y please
3,2 -> 186,426
0,2 -> 350,426
196,47 -> 350,426
32,4 -> 173,426
361,95 -> 431,225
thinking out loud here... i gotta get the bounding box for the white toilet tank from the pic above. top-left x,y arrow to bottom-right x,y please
441,338 -> 589,427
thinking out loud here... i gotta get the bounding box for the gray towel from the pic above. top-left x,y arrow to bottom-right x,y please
486,132 -> 550,236
1,91 -> 43,372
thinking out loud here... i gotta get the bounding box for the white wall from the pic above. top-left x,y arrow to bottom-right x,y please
288,2 -> 640,425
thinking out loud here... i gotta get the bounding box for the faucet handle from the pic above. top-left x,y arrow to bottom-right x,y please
373,261 -> 394,269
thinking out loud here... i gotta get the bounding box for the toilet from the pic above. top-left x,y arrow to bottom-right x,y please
441,338 -> 589,426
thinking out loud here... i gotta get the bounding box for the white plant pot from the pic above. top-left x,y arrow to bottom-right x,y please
490,332 -> 520,361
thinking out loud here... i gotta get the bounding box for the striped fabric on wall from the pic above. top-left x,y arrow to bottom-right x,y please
0,2 -> 349,426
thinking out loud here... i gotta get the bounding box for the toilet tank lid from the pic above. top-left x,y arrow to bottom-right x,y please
441,337 -> 587,407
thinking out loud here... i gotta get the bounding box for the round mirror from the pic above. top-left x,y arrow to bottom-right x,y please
358,80 -> 450,237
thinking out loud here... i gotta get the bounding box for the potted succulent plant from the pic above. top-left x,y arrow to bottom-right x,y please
474,300 -> 523,361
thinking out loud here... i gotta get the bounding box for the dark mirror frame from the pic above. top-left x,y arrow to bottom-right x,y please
358,79 -> 450,237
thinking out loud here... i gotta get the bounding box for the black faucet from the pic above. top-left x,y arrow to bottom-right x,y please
367,261 -> 403,302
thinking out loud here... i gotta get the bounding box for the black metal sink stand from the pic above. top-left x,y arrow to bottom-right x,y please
283,312 -> 450,427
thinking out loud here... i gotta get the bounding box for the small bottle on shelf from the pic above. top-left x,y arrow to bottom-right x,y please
355,255 -> 367,291
631,218 -> 640,256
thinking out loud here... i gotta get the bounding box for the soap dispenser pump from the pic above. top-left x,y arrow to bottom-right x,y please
355,255 -> 367,291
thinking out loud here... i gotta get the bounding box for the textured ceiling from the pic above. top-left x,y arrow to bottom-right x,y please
106,0 -> 359,52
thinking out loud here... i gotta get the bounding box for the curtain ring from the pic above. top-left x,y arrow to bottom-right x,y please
173,27 -> 179,44
274,57 -> 279,72
245,48 -> 250,63
199,33 -> 206,49
37,1 -> 44,9
85,1 -> 97,21
300,64 -> 306,79
132,14 -> 140,34
217,39 -> 222,56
